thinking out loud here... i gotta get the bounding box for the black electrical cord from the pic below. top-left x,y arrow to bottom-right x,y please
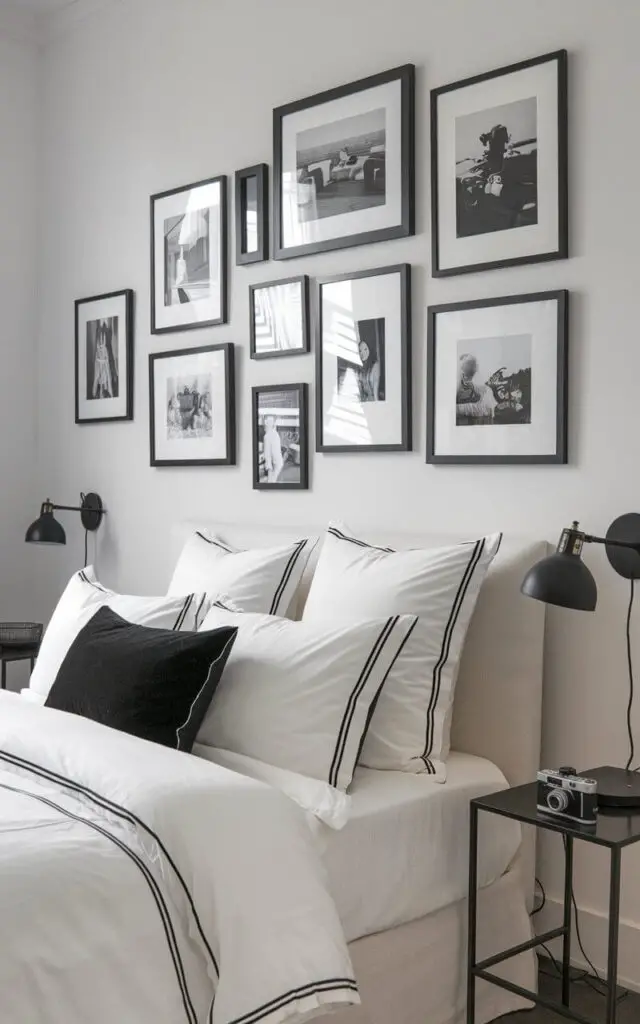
625,579 -> 636,771
530,877 -> 546,917
84,528 -> 89,568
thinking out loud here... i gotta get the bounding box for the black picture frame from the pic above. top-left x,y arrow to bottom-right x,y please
150,174 -> 228,334
75,288 -> 134,424
273,64 -> 415,260
252,383 -> 309,491
149,343 -> 236,467
249,275 -> 310,360
426,290 -> 568,465
316,264 -> 411,453
235,164 -> 269,265
431,49 -> 568,277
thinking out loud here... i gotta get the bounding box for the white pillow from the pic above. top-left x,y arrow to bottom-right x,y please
29,566 -> 209,699
301,524 -> 502,778
168,531 -> 315,616
197,602 -> 418,793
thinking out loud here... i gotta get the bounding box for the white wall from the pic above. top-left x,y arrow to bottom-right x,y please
33,0 -> 640,986
0,4 -> 39,621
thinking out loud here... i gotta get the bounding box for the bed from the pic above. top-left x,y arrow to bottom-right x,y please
174,521 -> 548,1024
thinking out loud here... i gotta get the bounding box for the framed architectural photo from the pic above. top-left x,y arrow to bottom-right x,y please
149,343 -> 235,466
427,290 -> 568,465
431,50 -> 567,276
150,175 -> 228,333
75,289 -> 134,424
235,164 -> 268,265
316,264 -> 411,453
249,276 -> 309,359
252,383 -> 308,490
273,64 -> 414,260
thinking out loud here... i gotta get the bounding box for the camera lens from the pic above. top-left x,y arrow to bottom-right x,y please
547,789 -> 569,812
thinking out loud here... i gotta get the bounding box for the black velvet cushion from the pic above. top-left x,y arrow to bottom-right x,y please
45,605 -> 237,752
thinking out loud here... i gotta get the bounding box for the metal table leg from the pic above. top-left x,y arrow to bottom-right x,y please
606,847 -> 622,1024
562,835 -> 574,1006
467,802 -> 479,1024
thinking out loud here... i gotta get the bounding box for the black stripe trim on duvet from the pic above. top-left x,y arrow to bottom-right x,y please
0,779 -> 198,1024
327,526 -> 394,553
227,978 -> 359,1024
328,616 -> 399,789
194,593 -> 208,629
268,539 -> 307,616
421,538 -> 485,766
79,570 -> 109,593
0,750 -> 219,980
195,531 -> 233,552
173,594 -> 194,631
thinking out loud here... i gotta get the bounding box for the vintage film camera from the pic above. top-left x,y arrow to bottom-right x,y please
537,766 -> 598,826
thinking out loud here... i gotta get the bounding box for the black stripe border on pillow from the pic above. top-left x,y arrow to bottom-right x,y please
45,605 -> 237,752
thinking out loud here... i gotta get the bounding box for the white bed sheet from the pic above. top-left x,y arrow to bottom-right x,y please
312,752 -> 522,942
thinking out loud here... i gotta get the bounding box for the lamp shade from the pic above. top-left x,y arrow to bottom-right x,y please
521,552 -> 597,611
25,511 -> 66,545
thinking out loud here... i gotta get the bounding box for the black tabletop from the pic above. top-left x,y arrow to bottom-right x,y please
472,781 -> 640,848
0,644 -> 40,663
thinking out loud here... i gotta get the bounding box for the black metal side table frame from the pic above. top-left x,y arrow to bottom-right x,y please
467,781 -> 640,1024
0,645 -> 39,690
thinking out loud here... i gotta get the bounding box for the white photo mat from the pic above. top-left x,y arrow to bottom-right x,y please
76,292 -> 130,421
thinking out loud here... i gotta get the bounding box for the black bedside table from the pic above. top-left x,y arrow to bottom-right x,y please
467,780 -> 640,1024
0,645 -> 39,690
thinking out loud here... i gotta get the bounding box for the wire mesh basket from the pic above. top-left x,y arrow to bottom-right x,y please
0,622 -> 43,648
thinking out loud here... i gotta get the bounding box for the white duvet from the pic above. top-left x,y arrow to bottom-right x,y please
0,693 -> 358,1024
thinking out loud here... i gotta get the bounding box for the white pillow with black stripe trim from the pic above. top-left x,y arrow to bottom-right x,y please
301,523 -> 502,779
28,566 -> 209,699
197,602 -> 418,795
168,531 -> 315,617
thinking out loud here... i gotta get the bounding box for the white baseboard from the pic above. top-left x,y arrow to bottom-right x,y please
536,898 -> 640,994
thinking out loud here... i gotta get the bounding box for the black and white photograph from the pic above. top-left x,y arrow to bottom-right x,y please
317,264 -> 411,453
151,175 -> 227,333
249,276 -> 309,359
149,343 -> 235,466
252,383 -> 308,490
427,290 -> 568,465
75,289 -> 133,424
274,64 -> 414,259
235,164 -> 268,265
456,334 -> 531,426
431,50 -> 567,276
336,318 -> 386,403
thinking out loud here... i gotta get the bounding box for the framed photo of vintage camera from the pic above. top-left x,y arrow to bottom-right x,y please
273,64 -> 414,260
149,343 -> 235,467
252,383 -> 308,490
431,50 -> 567,276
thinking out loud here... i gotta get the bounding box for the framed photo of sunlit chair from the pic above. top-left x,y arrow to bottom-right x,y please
273,64 -> 415,260
150,174 -> 228,334
252,383 -> 308,490
249,276 -> 309,359
316,264 -> 411,453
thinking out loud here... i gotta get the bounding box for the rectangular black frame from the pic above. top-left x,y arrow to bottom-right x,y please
252,382 -> 309,491
273,64 -> 415,260
249,275 -> 310,360
235,163 -> 269,265
149,342 -> 235,467
316,264 -> 412,453
75,288 -> 134,424
426,289 -> 568,465
431,49 -> 568,277
150,174 -> 228,334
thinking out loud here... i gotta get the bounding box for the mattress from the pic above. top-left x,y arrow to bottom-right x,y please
312,752 -> 522,941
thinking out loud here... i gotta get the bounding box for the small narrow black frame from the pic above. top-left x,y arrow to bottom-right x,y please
75,288 -> 134,424
316,264 -> 412,453
149,342 -> 235,467
431,49 -> 568,277
252,382 -> 309,491
235,164 -> 269,265
150,174 -> 228,334
426,289 -> 568,465
249,275 -> 310,360
273,64 -> 415,260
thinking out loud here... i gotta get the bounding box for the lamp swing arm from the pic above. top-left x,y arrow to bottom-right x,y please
41,501 -> 107,516
583,533 -> 640,553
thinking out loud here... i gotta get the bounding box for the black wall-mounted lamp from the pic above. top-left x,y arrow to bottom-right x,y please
25,493 -> 105,546
521,513 -> 640,808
